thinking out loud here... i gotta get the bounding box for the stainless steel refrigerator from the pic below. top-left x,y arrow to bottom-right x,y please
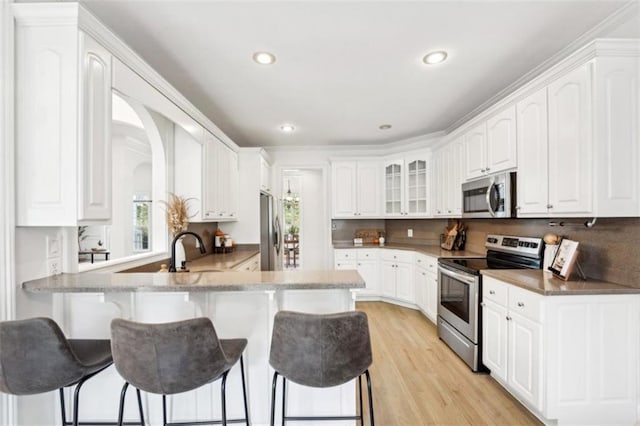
260,192 -> 281,271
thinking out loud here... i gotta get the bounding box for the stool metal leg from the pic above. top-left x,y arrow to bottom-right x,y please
358,375 -> 363,424
135,388 -> 145,426
365,370 -> 374,426
162,395 -> 168,426
221,371 -> 229,426
60,388 -> 68,426
281,377 -> 286,426
270,372 -> 279,426
239,355 -> 249,425
117,382 -> 129,426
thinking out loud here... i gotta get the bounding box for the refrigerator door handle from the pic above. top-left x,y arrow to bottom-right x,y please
274,217 -> 281,254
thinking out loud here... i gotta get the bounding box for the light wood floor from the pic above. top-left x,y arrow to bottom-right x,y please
357,302 -> 541,425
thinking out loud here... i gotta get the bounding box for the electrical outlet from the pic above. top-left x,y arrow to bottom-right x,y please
47,258 -> 61,276
331,221 -> 337,231
407,229 -> 413,238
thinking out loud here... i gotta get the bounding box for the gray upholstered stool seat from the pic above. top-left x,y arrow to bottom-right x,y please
269,310 -> 374,425
111,317 -> 250,426
0,317 -> 121,426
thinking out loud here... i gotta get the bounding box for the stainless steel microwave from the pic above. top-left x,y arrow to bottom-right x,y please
461,172 -> 516,218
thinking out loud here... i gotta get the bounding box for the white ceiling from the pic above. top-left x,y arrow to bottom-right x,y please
80,0 -> 638,148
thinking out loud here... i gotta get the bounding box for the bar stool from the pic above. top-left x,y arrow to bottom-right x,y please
0,317 -> 127,426
110,317 -> 250,426
269,311 -> 374,425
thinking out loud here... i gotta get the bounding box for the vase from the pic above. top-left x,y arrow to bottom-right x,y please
174,236 -> 186,269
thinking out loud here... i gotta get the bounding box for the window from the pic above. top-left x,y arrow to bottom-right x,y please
133,195 -> 152,252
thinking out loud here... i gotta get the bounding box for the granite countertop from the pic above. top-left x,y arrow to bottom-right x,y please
123,248 -> 261,273
22,270 -> 365,293
482,269 -> 640,296
332,242 -> 484,259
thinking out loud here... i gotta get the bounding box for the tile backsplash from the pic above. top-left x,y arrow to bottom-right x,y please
342,217 -> 640,288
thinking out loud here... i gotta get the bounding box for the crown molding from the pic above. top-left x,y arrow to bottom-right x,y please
445,1 -> 640,135
12,2 -> 238,151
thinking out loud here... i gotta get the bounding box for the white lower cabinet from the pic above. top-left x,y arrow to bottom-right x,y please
334,249 -> 379,297
415,253 -> 438,322
381,250 -> 414,303
482,275 -> 640,424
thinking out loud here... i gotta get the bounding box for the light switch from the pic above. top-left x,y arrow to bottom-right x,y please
408,229 -> 413,238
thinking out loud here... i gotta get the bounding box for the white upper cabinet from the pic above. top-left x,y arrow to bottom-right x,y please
383,159 -> 404,216
547,63 -> 593,215
593,57 -> 639,216
464,124 -> 487,180
516,87 -> 549,215
464,106 -> 517,181
78,34 -> 113,221
383,152 -> 430,217
15,6 -> 113,226
203,133 -> 239,221
331,161 -> 380,218
486,106 -> 517,174
433,138 -> 463,217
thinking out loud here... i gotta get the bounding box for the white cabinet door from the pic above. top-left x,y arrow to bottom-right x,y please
516,87 -> 549,216
381,261 -> 397,298
357,259 -> 379,296
405,155 -> 429,216
395,262 -> 414,303
203,135 -> 239,221
414,267 -> 428,312
486,105 -> 517,175
356,162 -> 380,217
432,148 -> 448,216
425,272 -> 438,323
482,299 -> 508,383
449,138 -> 464,216
594,57 -> 640,217
383,160 -> 404,216
464,124 -> 487,180
332,162 -> 357,217
78,33 -> 112,221
508,311 -> 543,411
547,63 -> 593,215
174,124 -> 204,220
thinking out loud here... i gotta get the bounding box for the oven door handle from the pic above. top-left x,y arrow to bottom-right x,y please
438,265 -> 478,286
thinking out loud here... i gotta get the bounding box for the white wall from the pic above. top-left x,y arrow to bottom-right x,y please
296,169 -> 326,270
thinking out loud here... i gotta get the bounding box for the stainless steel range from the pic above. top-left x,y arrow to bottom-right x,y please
437,234 -> 543,372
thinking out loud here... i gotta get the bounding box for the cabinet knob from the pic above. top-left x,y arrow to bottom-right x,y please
516,206 -> 521,210
447,210 -> 451,213
422,272 -> 426,276
481,168 -> 486,173
489,290 -> 495,295
506,316 -> 511,321
485,167 -> 490,172
547,204 -> 553,209
517,302 -> 525,307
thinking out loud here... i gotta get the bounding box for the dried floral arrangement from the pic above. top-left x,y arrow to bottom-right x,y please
159,193 -> 195,236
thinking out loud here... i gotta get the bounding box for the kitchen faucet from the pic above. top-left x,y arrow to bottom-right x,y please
169,231 -> 206,272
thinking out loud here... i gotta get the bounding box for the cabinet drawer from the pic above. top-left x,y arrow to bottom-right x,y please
508,286 -> 542,322
381,249 -> 413,263
483,276 -> 508,306
357,249 -> 379,260
334,249 -> 356,261
415,254 -> 437,273
335,260 -> 357,270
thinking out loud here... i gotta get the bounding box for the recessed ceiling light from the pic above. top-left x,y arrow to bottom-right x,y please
253,51 -> 276,65
379,124 -> 392,130
280,123 -> 295,132
423,51 -> 448,65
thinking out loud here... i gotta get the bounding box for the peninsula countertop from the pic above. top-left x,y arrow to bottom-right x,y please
482,269 -> 640,296
22,270 -> 365,293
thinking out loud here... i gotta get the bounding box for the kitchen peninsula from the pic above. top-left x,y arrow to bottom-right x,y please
22,270 -> 365,425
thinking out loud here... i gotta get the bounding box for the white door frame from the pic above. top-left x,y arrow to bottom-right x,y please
2,0 -> 18,423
